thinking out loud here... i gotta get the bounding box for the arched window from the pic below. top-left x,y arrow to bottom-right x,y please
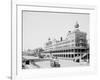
69,54 -> 70,58
75,54 -> 77,57
72,54 -> 73,58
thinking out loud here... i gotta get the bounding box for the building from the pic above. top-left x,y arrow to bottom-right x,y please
43,22 -> 89,61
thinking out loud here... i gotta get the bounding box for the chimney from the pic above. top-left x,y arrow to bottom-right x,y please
60,37 -> 63,41
68,31 -> 71,33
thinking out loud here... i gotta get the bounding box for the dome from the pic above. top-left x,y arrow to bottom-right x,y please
74,21 -> 79,28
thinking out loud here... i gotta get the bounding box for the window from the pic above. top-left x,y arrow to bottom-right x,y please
72,54 -> 74,58
75,49 -> 77,52
75,54 -> 77,57
72,44 -> 74,46
69,54 -> 70,57
72,40 -> 74,42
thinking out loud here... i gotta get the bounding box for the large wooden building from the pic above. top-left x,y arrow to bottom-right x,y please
43,22 -> 89,60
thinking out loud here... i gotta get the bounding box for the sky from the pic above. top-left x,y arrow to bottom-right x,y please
23,11 -> 89,50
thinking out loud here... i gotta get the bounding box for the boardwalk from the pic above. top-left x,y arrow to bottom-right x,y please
23,59 -> 89,69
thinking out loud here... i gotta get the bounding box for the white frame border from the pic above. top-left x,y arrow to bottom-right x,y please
11,1 -> 97,80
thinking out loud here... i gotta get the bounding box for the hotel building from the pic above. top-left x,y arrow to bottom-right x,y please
43,22 -> 89,60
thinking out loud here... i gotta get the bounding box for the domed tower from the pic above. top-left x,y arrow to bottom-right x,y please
74,22 -> 88,53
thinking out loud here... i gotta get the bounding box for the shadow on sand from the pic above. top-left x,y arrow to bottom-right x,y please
31,62 -> 40,68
